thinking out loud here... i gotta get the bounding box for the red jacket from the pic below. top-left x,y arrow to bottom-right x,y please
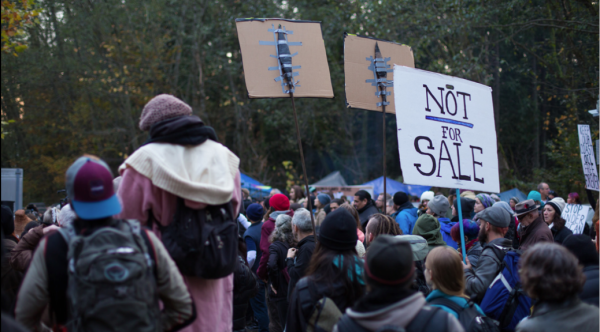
257,210 -> 294,280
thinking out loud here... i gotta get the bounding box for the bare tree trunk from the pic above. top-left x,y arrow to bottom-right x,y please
532,56 -> 540,169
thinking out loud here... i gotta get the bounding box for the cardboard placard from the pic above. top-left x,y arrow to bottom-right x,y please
344,34 -> 414,113
577,124 -> 599,191
394,66 -> 500,193
313,185 -> 374,202
235,19 -> 334,98
562,204 -> 591,234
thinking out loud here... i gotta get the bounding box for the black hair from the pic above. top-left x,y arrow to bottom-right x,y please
21,221 -> 40,238
1,206 -> 15,238
355,190 -> 372,202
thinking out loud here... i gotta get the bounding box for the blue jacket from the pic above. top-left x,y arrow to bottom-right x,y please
426,289 -> 485,319
438,217 -> 458,249
395,206 -> 418,235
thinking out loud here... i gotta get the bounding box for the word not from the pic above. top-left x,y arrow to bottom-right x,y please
423,84 -> 471,119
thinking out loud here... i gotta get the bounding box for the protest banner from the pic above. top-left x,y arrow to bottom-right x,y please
562,203 -> 591,234
236,18 -> 334,239
343,34 -> 414,113
577,124 -> 599,191
313,185 -> 374,202
394,65 -> 500,193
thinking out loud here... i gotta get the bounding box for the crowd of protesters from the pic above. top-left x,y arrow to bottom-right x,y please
1,94 -> 598,332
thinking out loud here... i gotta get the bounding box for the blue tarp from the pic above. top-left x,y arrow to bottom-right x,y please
359,176 -> 431,198
240,173 -> 270,199
497,188 -> 527,203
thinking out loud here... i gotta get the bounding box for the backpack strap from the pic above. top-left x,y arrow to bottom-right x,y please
45,231 -> 70,326
335,315 -> 370,332
428,297 -> 466,316
407,306 -> 447,332
140,228 -> 158,278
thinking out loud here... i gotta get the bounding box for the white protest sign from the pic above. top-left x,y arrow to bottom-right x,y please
562,204 -> 590,234
577,125 -> 599,191
393,66 -> 500,192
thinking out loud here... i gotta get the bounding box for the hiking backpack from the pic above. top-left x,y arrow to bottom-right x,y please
159,197 -> 238,279
62,220 -> 160,332
429,297 -> 499,332
479,250 -> 532,331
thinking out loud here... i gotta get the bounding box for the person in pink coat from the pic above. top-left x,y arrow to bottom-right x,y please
117,94 -> 242,332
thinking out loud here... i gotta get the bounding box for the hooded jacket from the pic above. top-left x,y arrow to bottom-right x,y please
464,237 -> 513,302
412,214 -> 447,253
286,235 -> 316,299
267,240 -> 290,301
395,202 -> 419,235
334,289 -> 463,332
438,218 -> 458,249
519,215 -> 553,250
10,225 -> 46,272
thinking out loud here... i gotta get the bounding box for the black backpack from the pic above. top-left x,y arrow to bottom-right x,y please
158,197 -> 238,279
429,297 -> 500,332
336,305 -> 448,332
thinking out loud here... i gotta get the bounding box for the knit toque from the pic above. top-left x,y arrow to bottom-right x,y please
246,203 -> 264,222
139,94 -> 193,131
393,192 -> 409,206
269,194 -> 290,211
428,195 -> 449,216
318,208 -> 358,251
547,197 -> 566,215
366,235 -> 415,286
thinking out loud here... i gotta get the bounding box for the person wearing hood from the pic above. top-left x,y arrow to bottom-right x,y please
334,235 -> 463,332
13,210 -> 31,240
450,197 -> 475,222
397,234 -> 430,295
393,192 -> 419,235
315,194 -> 331,228
495,201 -> 520,248
472,194 -> 495,224
563,235 -> 598,307
412,214 -> 447,255
543,197 -> 572,244
516,199 -> 553,250
463,205 -> 513,302
427,195 -> 456,249
287,208 -> 365,332
450,220 -> 482,269
353,190 -> 379,230
116,94 -> 241,331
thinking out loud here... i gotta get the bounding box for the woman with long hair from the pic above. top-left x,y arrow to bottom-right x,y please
267,214 -> 295,329
544,197 -> 572,244
286,208 -> 365,332
289,185 -> 306,205
424,246 -> 485,320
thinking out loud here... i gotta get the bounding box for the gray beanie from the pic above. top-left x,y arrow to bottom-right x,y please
478,204 -> 511,228
428,195 -> 449,217
139,94 -> 192,131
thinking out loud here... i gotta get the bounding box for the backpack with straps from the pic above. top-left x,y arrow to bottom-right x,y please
296,277 -> 343,332
479,250 -> 532,332
428,297 -> 499,332
62,219 -> 160,332
158,197 -> 238,279
335,305 -> 449,332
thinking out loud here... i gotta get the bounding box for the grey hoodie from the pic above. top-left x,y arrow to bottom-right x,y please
334,292 -> 464,332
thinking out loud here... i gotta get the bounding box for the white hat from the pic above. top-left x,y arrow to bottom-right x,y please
547,197 -> 566,215
420,191 -> 434,202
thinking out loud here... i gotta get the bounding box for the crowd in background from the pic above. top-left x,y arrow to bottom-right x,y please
1,94 -> 598,332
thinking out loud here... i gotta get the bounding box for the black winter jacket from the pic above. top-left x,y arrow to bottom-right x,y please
580,265 -> 599,307
287,235 -> 316,300
232,256 -> 258,331
551,225 -> 573,244
358,202 -> 379,230
267,240 -> 290,301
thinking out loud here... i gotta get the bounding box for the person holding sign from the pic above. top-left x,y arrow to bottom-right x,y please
463,205 -> 513,302
543,198 -> 573,244
516,200 -> 553,250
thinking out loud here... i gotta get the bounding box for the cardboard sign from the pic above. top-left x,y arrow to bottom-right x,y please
344,34 -> 414,113
394,66 -> 500,192
313,185 -> 374,202
235,18 -> 334,98
577,125 -> 599,191
562,204 -> 590,234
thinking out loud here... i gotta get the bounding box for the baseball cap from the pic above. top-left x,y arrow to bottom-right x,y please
66,156 -> 122,220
